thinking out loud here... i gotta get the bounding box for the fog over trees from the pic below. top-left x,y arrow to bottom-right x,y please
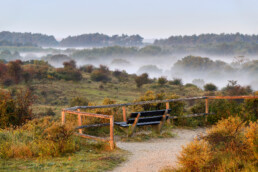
0,31 -> 257,90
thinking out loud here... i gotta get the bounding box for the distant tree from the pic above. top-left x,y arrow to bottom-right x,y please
204,83 -> 218,91
90,70 -> 110,82
112,69 -> 128,82
111,59 -> 131,66
192,79 -> 205,88
135,73 -> 149,88
99,65 -> 110,74
158,77 -> 167,86
80,64 -> 94,73
139,45 -> 162,56
54,68 -> 82,81
0,62 -> 7,78
222,80 -> 252,96
137,65 -> 162,76
0,89 -> 34,128
63,60 -> 76,69
169,78 -> 183,86
7,60 -> 23,84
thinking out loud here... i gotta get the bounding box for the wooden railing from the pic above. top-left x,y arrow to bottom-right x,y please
62,110 -> 114,150
61,95 -> 258,150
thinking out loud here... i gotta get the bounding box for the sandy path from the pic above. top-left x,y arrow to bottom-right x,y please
112,128 -> 206,172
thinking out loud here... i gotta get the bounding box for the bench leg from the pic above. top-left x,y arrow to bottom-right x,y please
128,113 -> 141,137
157,110 -> 168,134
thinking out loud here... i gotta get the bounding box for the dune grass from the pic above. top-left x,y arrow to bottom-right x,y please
0,141 -> 127,172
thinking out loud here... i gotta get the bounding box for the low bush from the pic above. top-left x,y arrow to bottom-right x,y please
53,68 -> 82,81
134,73 -> 149,88
0,89 -> 34,129
112,70 -> 129,82
80,64 -> 94,73
169,78 -> 183,86
158,77 -> 167,86
222,80 -> 253,96
204,83 -> 218,91
132,91 -> 185,117
176,117 -> 258,171
90,70 -> 110,82
0,117 -> 79,159
70,96 -> 89,107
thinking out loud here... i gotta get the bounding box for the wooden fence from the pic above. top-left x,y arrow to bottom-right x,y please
61,95 -> 258,150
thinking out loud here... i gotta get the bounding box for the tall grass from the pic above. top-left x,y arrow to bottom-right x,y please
0,117 -> 79,159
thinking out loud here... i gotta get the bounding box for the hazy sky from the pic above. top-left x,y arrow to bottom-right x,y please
0,0 -> 257,39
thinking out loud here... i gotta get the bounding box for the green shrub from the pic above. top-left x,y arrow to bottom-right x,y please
222,80 -> 253,96
0,117 -> 78,159
0,89 -> 34,129
204,83 -> 217,91
134,73 -> 149,88
158,77 -> 167,86
80,64 -> 94,73
70,97 -> 89,107
53,68 -> 82,81
132,91 -> 185,117
112,70 -> 129,82
90,70 -> 110,82
169,78 -> 183,86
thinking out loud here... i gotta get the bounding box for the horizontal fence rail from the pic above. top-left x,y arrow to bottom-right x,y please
62,95 -> 258,150
65,96 -> 207,111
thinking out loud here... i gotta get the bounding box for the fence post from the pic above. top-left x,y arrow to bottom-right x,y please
109,115 -> 114,150
78,109 -> 82,134
122,106 -> 127,122
61,111 -> 65,125
166,102 -> 171,125
205,99 -> 209,123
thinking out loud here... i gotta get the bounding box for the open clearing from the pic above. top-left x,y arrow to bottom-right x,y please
113,128 -> 206,172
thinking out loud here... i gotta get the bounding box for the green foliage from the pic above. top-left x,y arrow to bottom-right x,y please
52,68 -> 82,81
0,31 -> 58,47
139,45 -> 162,55
0,50 -> 21,61
158,77 -> 167,86
112,69 -> 129,82
137,65 -> 162,76
0,117 -> 78,159
169,78 -> 183,86
222,80 -> 252,96
90,70 -> 110,82
155,33 -> 258,55
34,108 -> 56,118
132,91 -> 185,117
60,33 -> 143,47
207,99 -> 242,124
0,89 -> 34,129
134,73 -> 149,88
79,64 -> 94,73
204,83 -> 218,91
241,92 -> 258,121
70,97 -> 89,107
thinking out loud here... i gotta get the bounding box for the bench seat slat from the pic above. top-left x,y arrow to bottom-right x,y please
115,121 -> 161,127
127,115 -> 168,124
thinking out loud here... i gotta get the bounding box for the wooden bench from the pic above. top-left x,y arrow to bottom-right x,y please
115,109 -> 172,136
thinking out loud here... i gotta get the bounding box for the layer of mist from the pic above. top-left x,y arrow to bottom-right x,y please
7,48 -> 258,91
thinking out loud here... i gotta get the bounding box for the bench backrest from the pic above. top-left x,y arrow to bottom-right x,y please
127,109 -> 171,124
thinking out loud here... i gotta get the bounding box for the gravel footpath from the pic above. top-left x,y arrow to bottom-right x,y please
112,128 -> 206,172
